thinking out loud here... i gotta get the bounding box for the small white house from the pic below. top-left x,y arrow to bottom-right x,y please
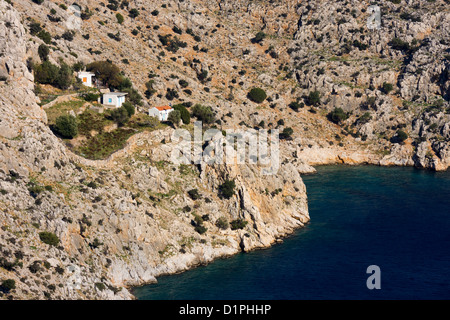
149,106 -> 173,121
77,71 -> 96,87
101,92 -> 128,108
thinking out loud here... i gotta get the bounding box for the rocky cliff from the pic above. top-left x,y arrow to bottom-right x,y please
0,0 -> 449,300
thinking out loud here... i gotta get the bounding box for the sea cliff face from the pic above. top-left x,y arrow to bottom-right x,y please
0,0 -> 448,300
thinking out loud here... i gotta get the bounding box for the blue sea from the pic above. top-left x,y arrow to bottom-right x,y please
133,166 -> 450,300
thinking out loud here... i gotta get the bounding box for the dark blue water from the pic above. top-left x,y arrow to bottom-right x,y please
133,166 -> 450,300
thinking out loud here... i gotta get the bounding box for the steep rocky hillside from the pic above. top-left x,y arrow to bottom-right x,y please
0,0 -> 448,300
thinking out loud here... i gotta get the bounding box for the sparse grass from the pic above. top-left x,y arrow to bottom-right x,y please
77,109 -> 112,135
45,100 -> 86,125
75,128 -> 136,160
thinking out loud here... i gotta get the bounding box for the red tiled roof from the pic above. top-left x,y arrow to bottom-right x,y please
155,106 -> 172,111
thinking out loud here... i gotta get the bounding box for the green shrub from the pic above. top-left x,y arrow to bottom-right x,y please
129,8 -> 139,18
195,225 -> 207,234
0,279 -> 16,293
95,282 -> 106,291
219,179 -> 236,199
122,87 -> 142,106
289,101 -> 304,111
168,110 -> 181,126
248,88 -> 267,103
280,127 -> 294,140
395,130 -> 408,143
358,112 -> 372,125
215,217 -> 229,230
194,214 -> 204,226
55,63 -> 73,89
29,21 -> 42,36
165,88 -> 179,100
122,101 -> 135,117
54,115 -> 78,138
382,82 -> 394,94
34,61 -> 73,89
192,104 -> 215,124
39,232 -> 60,246
251,31 -> 266,44
90,238 -> 103,249
61,30 -> 75,41
230,219 -> 248,230
82,92 -> 99,102
173,104 -> 190,124
108,107 -> 130,126
86,61 -> 122,88
389,38 -> 411,52
307,91 -> 321,106
116,13 -> 124,24
188,189 -> 201,200
37,29 -> 52,44
38,44 -> 49,61
28,183 -> 44,198
327,107 -> 349,124
179,79 -> 189,88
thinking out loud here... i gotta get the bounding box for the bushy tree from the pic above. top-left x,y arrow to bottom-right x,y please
122,101 -> 135,117
168,110 -> 181,126
307,91 -> 321,106
116,13 -> 124,24
173,104 -> 191,124
219,179 -> 236,199
39,232 -> 60,246
54,63 -> 73,90
289,101 -> 304,111
86,61 -> 122,87
280,127 -> 294,140
192,104 -> 215,124
230,219 -> 248,230
395,129 -> 408,144
248,88 -> 267,103
34,61 -> 59,85
251,31 -> 266,44
37,30 -> 52,44
389,38 -> 411,52
327,107 -> 348,124
35,61 -> 73,89
188,189 -> 201,200
54,115 -> 78,138
38,44 -> 49,61
0,279 -> 16,293
82,92 -> 99,102
195,224 -> 207,234
108,107 -> 130,126
382,82 -> 394,94
61,30 -> 75,41
129,8 -> 139,18
215,217 -> 229,230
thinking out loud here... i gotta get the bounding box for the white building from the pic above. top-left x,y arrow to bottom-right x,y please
101,92 -> 128,108
149,106 -> 173,121
77,71 -> 96,87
